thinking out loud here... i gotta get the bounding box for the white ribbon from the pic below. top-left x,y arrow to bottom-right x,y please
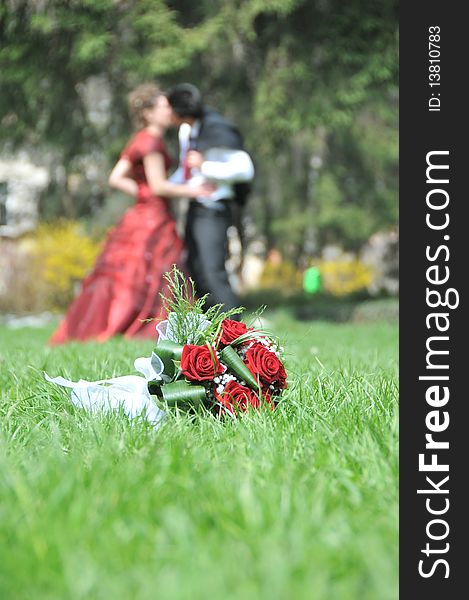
44,355 -> 166,427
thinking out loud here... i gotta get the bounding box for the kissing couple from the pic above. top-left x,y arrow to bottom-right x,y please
49,82 -> 254,345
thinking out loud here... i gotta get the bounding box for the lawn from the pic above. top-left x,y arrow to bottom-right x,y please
0,311 -> 398,600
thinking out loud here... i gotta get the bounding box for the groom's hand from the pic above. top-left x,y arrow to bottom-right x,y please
186,150 -> 204,169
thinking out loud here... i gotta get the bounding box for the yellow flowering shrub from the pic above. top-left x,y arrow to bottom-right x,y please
257,254 -> 374,297
258,260 -> 303,292
314,258 -> 374,297
25,220 -> 103,309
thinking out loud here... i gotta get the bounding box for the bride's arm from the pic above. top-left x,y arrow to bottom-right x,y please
143,152 -> 213,199
108,158 -> 138,197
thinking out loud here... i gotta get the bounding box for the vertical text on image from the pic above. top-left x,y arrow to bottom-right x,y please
417,150 -> 459,579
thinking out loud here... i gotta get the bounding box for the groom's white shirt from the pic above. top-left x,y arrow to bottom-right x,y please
169,121 -> 254,207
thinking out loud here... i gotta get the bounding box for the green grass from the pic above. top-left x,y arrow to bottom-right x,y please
0,311 -> 398,600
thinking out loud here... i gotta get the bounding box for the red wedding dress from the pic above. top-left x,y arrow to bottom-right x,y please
49,131 -> 184,344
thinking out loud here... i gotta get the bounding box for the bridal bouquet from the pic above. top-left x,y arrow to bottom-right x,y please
46,268 -> 288,424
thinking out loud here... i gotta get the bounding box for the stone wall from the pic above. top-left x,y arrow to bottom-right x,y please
0,152 -> 49,238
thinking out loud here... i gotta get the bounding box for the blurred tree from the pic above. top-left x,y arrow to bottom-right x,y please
0,0 -> 397,255
0,0 -> 207,214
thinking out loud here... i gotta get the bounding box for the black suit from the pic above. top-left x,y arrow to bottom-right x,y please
185,108 -> 244,312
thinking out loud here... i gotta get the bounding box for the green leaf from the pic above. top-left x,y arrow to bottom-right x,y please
219,346 -> 259,390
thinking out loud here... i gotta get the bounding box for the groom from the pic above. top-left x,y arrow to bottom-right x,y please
167,83 -> 254,314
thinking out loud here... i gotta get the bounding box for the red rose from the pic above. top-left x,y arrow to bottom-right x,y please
217,319 -> 249,346
245,342 -> 287,388
215,380 -> 260,412
180,344 -> 224,382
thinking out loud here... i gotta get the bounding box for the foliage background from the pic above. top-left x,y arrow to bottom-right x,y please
0,0 -> 398,261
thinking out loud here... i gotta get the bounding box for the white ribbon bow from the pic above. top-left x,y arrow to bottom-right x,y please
44,354 -> 165,427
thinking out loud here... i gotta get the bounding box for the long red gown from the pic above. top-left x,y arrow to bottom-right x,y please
49,130 -> 184,344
